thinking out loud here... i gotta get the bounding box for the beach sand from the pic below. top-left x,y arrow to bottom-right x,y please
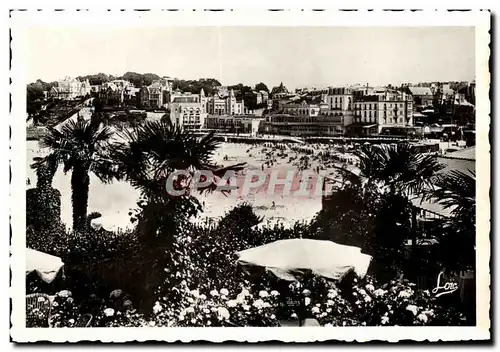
26,141 -> 341,231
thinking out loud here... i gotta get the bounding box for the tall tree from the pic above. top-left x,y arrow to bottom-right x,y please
424,169 -> 476,271
255,82 -> 269,93
320,143 -> 444,280
112,121 -> 245,246
32,118 -> 117,232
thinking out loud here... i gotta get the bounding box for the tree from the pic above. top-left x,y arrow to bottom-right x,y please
112,121 -> 246,247
320,143 -> 444,280
255,82 -> 269,93
32,118 -> 117,232
424,170 -> 476,271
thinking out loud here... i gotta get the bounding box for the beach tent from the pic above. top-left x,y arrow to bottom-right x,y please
235,238 -> 372,281
26,248 -> 65,284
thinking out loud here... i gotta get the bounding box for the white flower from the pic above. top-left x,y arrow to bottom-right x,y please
417,313 -> 428,323
203,308 -> 210,314
210,289 -> 219,296
186,307 -> 195,314
259,290 -> 269,298
37,297 -> 46,303
327,291 -> 338,299
68,319 -> 75,325
226,300 -> 237,308
199,294 -> 207,300
236,294 -> 246,303
364,296 -> 372,303
302,289 -> 311,296
304,297 -> 311,306
373,289 -> 387,297
270,314 -> 276,319
243,304 -> 250,311
422,309 -> 435,317
326,299 -> 334,306
406,305 -> 418,316
325,323 -> 333,327
290,313 -> 298,319
191,318 -> 196,324
210,307 -> 218,312
153,302 -> 163,314
103,308 -> 115,317
190,289 -> 200,298
149,321 -> 156,327
217,307 -> 230,320
358,289 -> 367,296
311,307 -> 320,314
207,321 -> 211,326
240,289 -> 250,296
271,290 -> 280,297
398,290 -> 412,299
326,308 -> 332,313
253,299 -> 265,309
57,290 -> 72,298
179,314 -> 185,321
220,288 -> 229,296
365,284 -> 375,292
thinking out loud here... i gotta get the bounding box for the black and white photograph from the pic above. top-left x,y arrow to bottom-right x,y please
9,9 -> 490,342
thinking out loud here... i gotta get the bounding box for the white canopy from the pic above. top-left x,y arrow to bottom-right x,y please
26,248 -> 64,284
235,239 -> 372,281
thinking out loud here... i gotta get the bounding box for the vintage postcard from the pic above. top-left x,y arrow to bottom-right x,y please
9,9 -> 490,342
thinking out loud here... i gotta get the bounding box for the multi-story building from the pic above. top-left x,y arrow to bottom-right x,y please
351,89 -> 414,136
408,86 -> 434,111
205,115 -> 264,136
168,90 -> 208,130
260,100 -> 346,136
207,89 -> 244,116
321,87 -> 356,134
282,100 -> 320,116
138,77 -> 173,109
49,77 -> 92,100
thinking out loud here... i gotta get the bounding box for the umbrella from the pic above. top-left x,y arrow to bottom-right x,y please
235,239 -> 372,282
26,248 -> 65,284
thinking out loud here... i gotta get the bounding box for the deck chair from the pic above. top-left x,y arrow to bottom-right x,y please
75,313 -> 93,327
26,293 -> 52,327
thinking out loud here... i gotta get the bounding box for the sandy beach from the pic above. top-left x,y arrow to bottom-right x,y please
26,141 -> 349,231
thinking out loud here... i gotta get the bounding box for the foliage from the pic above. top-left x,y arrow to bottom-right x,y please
33,119 -> 117,231
119,72 -> 160,87
76,73 -> 114,86
26,187 -> 62,233
322,143 -> 444,281
172,78 -> 221,96
423,170 -> 476,271
255,82 -> 269,93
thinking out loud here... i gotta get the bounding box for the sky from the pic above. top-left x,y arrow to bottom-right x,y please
25,26 -> 475,89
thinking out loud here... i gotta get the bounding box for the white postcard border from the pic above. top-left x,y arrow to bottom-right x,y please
9,9 -> 491,342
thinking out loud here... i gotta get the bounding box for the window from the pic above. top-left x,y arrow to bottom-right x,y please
384,103 -> 386,110
364,111 -> 367,117
369,111 -> 371,118
369,104 -> 371,110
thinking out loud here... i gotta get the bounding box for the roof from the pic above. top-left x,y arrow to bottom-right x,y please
409,87 -> 433,96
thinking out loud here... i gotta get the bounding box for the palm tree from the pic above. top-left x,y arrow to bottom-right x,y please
112,121 -> 245,245
336,143 -> 444,197
424,169 -> 476,270
325,143 -> 445,280
32,119 -> 117,232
